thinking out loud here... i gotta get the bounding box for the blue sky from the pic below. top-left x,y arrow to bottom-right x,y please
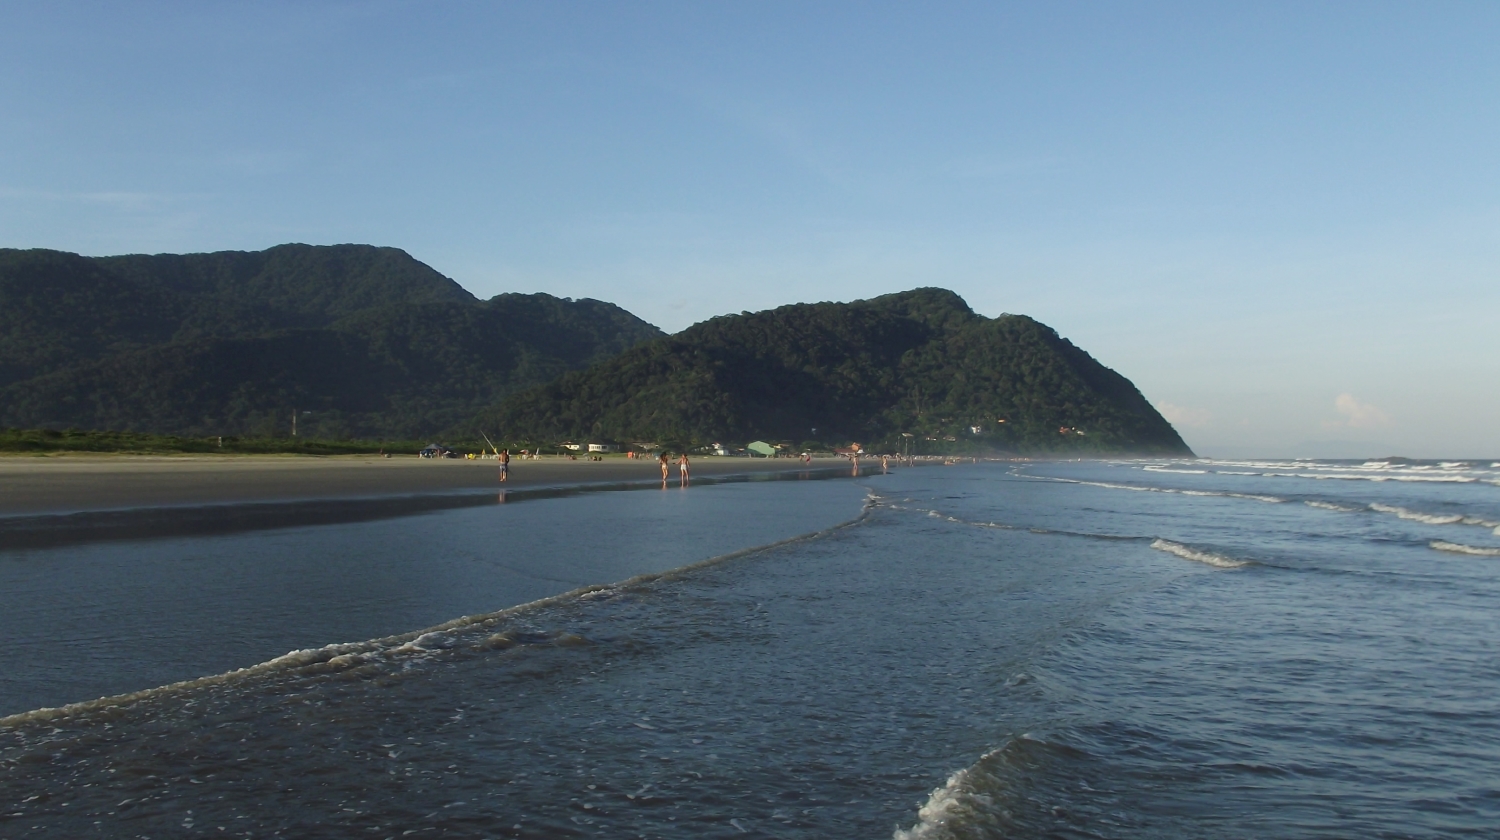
3,2 -> 1497,457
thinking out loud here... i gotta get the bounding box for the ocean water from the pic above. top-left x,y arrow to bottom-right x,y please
2,458 -> 1498,838
0,471 -> 867,716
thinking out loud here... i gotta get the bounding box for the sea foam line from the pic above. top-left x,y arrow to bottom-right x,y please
890,504 -> 1232,560
1022,474 -> 1285,504
1369,503 -> 1467,525
1150,539 -> 1250,568
1430,541 -> 1500,557
1301,500 -> 1500,532
1305,500 -> 1362,512
2,496 -> 881,729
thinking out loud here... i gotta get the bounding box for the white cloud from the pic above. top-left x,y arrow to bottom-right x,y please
1325,393 -> 1392,429
0,186 -> 185,212
1155,401 -> 1212,428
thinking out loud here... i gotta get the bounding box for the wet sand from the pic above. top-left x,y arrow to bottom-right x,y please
0,454 -> 846,516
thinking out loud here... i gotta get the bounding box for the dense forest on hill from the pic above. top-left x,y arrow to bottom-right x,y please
478,288 -> 1191,455
0,245 -> 663,438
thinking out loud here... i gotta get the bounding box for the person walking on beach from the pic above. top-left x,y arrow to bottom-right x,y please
498,449 -> 510,483
678,452 -> 690,484
659,452 -> 670,483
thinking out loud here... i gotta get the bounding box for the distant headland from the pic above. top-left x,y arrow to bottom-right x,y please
1,244 -> 1190,457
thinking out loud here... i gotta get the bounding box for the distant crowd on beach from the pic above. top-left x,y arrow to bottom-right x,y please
414,440 -> 967,490
438,447 -> 943,468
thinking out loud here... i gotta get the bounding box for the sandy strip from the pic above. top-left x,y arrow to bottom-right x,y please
0,455 -> 859,516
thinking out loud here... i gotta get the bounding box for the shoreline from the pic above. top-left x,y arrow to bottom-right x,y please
0,454 -> 870,517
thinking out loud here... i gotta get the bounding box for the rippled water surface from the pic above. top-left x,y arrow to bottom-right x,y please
2,459 -> 1498,838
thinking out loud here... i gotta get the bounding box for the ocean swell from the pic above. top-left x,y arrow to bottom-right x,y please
1020,473 -> 1284,504
1150,539 -> 1250,569
893,745 -> 1012,840
1430,541 -> 1500,557
1370,503 -> 1465,525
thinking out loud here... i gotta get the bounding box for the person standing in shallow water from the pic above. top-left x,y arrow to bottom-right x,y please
678,452 -> 690,484
498,449 -> 510,483
659,452 -> 670,483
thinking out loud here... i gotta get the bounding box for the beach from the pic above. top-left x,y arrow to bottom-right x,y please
0,453 -> 844,516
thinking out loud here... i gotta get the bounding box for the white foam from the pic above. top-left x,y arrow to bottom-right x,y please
1370,503 -> 1465,526
1430,541 -> 1500,557
1227,492 -> 1286,503
1066,478 -> 1283,504
1308,498 -> 1356,513
1150,539 -> 1249,568
1303,500 -> 1499,529
1200,460 -> 1485,484
1144,466 -> 1207,474
893,746 -> 1008,840
1078,479 -> 1153,492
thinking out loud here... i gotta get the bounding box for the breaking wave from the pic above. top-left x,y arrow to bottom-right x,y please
1305,500 -> 1361,512
1370,503 -> 1464,525
893,745 -> 1012,840
1430,541 -> 1500,557
1369,503 -> 1499,529
1161,458 -> 1500,486
1300,500 -> 1500,533
1150,539 -> 1250,568
1024,474 -> 1284,504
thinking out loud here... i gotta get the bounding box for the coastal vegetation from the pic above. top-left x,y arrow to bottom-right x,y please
478,288 -> 1192,455
0,427 -> 395,455
2,245 -> 1190,456
0,427 -> 478,456
0,245 -> 663,439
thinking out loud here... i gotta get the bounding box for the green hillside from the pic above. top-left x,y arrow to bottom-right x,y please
478,288 -> 1191,455
0,245 -> 663,438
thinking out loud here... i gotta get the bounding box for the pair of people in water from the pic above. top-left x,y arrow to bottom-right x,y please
658,452 -> 689,484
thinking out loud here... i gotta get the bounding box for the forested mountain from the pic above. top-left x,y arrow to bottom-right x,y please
0,245 -> 663,437
478,288 -> 1191,455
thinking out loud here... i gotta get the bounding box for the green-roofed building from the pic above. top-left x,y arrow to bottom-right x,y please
747,440 -> 777,457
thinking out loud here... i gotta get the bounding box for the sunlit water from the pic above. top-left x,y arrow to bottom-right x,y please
2,459 -> 1497,838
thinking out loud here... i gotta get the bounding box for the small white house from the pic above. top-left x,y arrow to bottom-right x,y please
708,443 -> 731,456
587,442 -> 618,453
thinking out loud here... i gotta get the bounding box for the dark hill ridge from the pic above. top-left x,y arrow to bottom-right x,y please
0,245 -> 663,438
479,288 -> 1192,455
